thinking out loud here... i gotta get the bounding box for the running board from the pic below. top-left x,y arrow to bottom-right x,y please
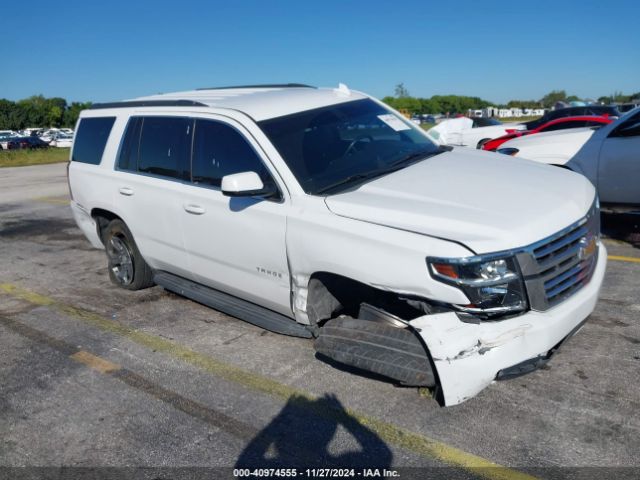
153,271 -> 313,338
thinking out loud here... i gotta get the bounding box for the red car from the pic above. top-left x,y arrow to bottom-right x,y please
481,115 -> 613,151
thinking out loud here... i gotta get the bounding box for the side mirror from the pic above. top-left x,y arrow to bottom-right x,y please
221,171 -> 277,198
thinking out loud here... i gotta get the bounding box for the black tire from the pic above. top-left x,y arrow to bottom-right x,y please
314,317 -> 435,387
102,219 -> 154,290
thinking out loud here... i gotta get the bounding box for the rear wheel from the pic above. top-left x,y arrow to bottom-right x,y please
103,219 -> 154,290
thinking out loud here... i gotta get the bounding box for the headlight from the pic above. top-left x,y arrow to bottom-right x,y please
427,255 -> 528,317
497,147 -> 519,156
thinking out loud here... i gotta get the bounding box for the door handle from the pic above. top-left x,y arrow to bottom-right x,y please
119,187 -> 134,196
184,204 -> 206,215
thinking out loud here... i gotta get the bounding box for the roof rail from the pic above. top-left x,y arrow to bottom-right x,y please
196,83 -> 316,91
90,100 -> 208,110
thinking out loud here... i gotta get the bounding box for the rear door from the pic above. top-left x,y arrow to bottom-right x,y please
113,115 -> 192,277
180,116 -> 291,315
597,111 -> 640,205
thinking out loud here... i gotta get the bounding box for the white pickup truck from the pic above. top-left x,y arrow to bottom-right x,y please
68,84 -> 606,405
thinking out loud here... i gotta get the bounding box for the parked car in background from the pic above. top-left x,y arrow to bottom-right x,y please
0,131 -> 20,150
523,105 -> 620,130
50,133 -> 73,148
39,129 -> 61,143
426,116 -> 525,148
7,137 -> 50,150
618,102 -> 640,113
40,128 -> 73,143
19,128 -> 44,137
482,116 -> 613,151
498,107 -> 640,208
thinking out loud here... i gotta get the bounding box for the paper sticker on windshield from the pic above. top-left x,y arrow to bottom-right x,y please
377,114 -> 411,131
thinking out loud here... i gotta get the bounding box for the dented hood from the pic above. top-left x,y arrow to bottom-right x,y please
324,149 -> 595,254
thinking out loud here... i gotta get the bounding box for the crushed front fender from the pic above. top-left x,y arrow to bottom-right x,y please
410,245 -> 607,406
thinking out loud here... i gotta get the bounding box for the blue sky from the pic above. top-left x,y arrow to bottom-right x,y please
2,0 -> 638,104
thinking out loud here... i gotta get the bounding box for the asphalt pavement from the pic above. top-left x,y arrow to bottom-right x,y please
1,163 -> 639,480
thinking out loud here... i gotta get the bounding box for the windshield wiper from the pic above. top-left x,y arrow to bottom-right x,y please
315,173 -> 375,195
315,148 -> 445,196
389,148 -> 444,168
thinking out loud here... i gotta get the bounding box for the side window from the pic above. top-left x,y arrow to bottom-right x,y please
610,112 -> 640,138
72,117 -> 115,165
546,111 -> 562,122
117,117 -> 142,171
138,117 -> 191,179
191,119 -> 272,188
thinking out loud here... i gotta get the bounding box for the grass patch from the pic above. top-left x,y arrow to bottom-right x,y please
0,148 -> 70,168
497,116 -> 541,123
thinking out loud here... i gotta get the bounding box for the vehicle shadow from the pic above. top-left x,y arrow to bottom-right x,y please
235,393 -> 393,469
601,213 -> 640,249
228,196 -> 262,212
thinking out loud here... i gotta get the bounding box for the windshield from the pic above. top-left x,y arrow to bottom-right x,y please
258,99 -> 440,195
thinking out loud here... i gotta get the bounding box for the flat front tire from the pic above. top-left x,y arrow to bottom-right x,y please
103,219 -> 154,290
314,317 -> 435,387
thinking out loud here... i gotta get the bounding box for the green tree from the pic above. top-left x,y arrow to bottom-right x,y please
613,91 -> 631,103
393,96 -> 421,114
47,97 -> 67,127
540,90 -> 567,108
394,83 -> 410,98
48,105 -> 64,127
63,102 -> 91,127
0,99 -> 18,130
17,95 -> 50,127
507,100 -> 539,109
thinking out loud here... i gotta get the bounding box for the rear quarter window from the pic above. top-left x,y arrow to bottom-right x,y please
72,117 -> 116,165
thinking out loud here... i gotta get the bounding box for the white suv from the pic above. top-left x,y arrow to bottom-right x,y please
69,84 -> 606,406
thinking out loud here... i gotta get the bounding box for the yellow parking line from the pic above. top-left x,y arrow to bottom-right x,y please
70,350 -> 121,374
32,196 -> 70,205
603,239 -> 628,246
0,283 -> 537,480
608,255 -> 640,264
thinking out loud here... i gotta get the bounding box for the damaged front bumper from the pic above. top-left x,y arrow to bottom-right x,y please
410,244 -> 607,406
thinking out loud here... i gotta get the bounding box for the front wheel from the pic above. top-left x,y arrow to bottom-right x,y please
103,219 -> 154,290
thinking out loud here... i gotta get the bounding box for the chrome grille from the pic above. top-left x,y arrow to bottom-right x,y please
516,201 -> 600,311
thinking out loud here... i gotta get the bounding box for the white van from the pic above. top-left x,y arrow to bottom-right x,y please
68,84 -> 606,405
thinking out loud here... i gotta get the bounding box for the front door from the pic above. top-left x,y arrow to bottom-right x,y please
180,116 -> 291,316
